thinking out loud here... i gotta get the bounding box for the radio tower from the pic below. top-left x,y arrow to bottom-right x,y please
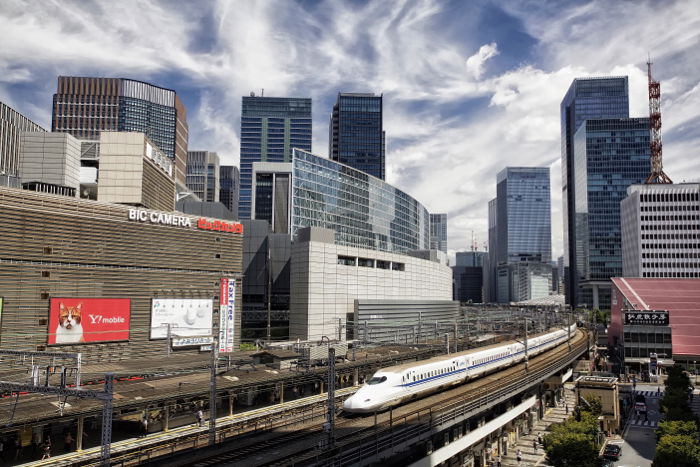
644,58 -> 672,184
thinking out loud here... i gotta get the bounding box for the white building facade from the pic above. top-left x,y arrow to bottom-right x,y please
621,183 -> 700,278
290,227 -> 453,341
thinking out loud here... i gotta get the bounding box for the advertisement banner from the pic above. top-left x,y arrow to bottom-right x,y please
48,298 -> 131,345
219,278 -> 235,352
150,299 -> 213,339
623,310 -> 669,326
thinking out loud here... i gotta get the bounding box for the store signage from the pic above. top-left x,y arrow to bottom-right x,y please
172,336 -> 214,348
48,298 -> 131,345
197,218 -> 243,234
219,278 -> 236,353
150,299 -> 213,339
624,310 -> 669,326
128,209 -> 192,227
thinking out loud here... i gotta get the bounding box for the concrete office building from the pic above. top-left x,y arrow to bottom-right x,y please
251,162 -> 292,234
430,213 -> 448,254
52,76 -> 189,185
19,132 -> 81,197
573,118 -> 650,309
329,93 -> 385,180
498,262 -> 553,302
290,227 -> 452,341
186,151 -> 220,202
1,101 -> 46,187
0,186 -> 243,360
219,165 -> 240,218
97,132 -> 175,212
239,95 -> 311,219
561,77 -> 630,306
621,183 -> 700,278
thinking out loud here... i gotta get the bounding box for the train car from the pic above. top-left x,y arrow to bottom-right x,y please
343,324 -> 576,414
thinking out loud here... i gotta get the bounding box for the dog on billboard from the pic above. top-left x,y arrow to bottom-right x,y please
55,302 -> 85,344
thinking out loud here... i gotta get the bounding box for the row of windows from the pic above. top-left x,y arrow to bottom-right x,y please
474,351 -> 508,366
643,271 -> 700,277
642,224 -> 698,231
642,243 -> 700,249
642,215 -> 700,221
336,255 -> 405,271
643,262 -> 700,268
643,252 -> 700,259
403,364 -> 457,383
641,193 -> 699,203
641,204 -> 699,212
641,234 -> 700,240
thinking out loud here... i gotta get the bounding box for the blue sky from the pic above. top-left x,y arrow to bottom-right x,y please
1,0 -> 699,260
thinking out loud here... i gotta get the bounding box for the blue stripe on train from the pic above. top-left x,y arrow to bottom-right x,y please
397,335 -> 567,388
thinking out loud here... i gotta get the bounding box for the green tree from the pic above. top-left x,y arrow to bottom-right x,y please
544,431 -> 598,467
666,365 -> 691,391
657,420 -> 699,440
580,395 -> 603,417
652,434 -> 700,467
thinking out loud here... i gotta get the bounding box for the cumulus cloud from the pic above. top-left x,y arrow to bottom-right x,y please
465,42 -> 499,80
1,0 -> 699,260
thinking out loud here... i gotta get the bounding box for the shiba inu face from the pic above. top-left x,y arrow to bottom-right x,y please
58,303 -> 82,329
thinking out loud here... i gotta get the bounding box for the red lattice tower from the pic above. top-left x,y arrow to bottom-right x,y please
645,59 -> 672,184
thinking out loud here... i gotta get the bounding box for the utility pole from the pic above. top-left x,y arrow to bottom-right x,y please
445,333 -> 450,355
326,347 -> 336,449
209,337 -> 219,446
101,373 -> 114,466
166,323 -> 172,357
524,317 -> 529,373
454,322 -> 459,352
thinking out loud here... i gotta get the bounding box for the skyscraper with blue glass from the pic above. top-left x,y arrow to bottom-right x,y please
561,77 -> 629,306
496,167 -> 552,264
239,95 -> 311,219
329,93 -> 385,180
573,118 -> 650,309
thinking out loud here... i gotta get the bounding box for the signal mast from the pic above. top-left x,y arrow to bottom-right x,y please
644,58 -> 672,184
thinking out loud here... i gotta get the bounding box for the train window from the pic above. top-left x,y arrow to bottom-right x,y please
367,376 -> 387,385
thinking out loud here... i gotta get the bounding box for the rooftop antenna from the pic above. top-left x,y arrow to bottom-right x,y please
644,56 -> 673,184
261,88 -> 264,97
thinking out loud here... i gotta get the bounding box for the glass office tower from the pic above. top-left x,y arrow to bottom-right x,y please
496,167 -> 552,264
291,149 -> 429,253
430,213 -> 448,254
186,151 -> 219,202
561,77 -> 629,305
573,118 -> 650,308
329,93 -> 385,180
239,96 -> 311,219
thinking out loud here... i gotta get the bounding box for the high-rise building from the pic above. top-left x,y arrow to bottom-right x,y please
496,167 -> 551,264
239,95 -> 312,219
186,151 -> 219,202
1,101 -> 46,188
573,118 -> 650,309
51,76 -> 189,185
329,93 -> 385,180
453,265 -> 483,303
621,183 -> 700,279
561,77 -> 629,306
219,165 -> 240,219
430,213 -> 448,254
487,198 -> 498,302
489,167 -> 552,303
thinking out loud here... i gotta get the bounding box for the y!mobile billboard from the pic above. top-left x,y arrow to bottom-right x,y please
48,298 -> 131,345
219,278 -> 236,352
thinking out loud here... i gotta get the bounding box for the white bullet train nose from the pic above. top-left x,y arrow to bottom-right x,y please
343,393 -> 379,413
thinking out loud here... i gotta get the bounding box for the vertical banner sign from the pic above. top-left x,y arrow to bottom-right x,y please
219,278 -> 235,352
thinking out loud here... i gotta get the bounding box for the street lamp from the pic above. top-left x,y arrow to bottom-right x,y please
694,361 -> 697,385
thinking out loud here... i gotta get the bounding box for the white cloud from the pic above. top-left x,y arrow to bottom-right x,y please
465,42 -> 499,80
1,0 -> 699,261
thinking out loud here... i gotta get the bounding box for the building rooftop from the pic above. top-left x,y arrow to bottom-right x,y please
612,277 -> 700,357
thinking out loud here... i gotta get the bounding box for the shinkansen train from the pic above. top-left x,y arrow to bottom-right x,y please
343,324 -> 577,413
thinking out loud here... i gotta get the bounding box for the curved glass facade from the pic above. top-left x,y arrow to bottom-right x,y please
292,149 -> 429,253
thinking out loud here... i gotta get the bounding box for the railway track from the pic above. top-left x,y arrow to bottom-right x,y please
161,329 -> 589,467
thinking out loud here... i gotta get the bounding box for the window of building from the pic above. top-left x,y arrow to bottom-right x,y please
337,255 -> 356,266
358,258 -> 374,267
